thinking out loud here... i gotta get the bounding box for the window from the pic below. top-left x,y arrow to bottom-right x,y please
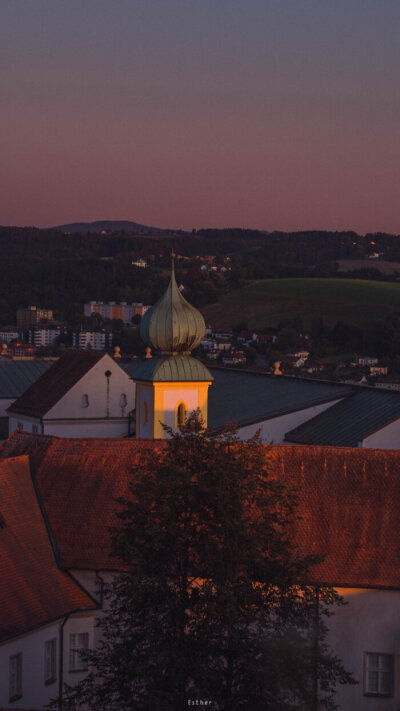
69,633 -> 89,671
142,400 -> 148,426
119,393 -> 127,409
17,422 -> 23,430
365,653 -> 393,696
9,652 -> 22,701
176,402 -> 187,427
32,424 -> 38,434
81,394 -> 89,408
44,639 -> 57,684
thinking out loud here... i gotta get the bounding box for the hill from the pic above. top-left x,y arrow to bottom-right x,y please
53,220 -> 160,234
201,278 -> 400,330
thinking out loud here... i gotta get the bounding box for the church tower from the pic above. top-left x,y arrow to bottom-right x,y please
134,257 -> 213,439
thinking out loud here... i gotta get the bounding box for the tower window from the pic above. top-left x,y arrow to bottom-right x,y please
176,402 -> 187,428
81,394 -> 89,408
119,393 -> 127,409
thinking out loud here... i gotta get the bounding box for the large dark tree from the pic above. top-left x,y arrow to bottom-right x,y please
60,414 -> 354,711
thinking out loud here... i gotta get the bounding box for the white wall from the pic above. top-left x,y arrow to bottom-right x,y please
44,419 -> 130,438
0,612 -> 96,710
48,354 -> 134,420
329,588 -> 400,710
137,386 -> 153,439
237,398 -> 345,444
361,419 -> 400,449
8,414 -> 132,439
0,397 -> 15,418
163,388 -> 200,433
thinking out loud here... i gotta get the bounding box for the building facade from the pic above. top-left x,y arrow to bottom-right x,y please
84,301 -> 150,324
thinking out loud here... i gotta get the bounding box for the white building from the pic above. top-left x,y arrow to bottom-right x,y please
0,326 -> 20,344
131,258 -> 148,268
7,350 -> 135,438
84,301 -> 150,324
72,326 -> 112,350
28,322 -> 66,348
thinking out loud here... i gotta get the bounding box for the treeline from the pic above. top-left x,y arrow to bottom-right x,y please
0,225 -> 399,324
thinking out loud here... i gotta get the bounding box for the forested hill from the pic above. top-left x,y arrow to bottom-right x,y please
0,225 -> 399,325
53,220 -> 160,233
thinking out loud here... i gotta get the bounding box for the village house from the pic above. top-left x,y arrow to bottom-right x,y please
370,364 -> 389,377
358,356 -> 379,367
7,350 -> 135,439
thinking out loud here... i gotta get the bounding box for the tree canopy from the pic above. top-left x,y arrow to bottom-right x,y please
60,414 -> 354,711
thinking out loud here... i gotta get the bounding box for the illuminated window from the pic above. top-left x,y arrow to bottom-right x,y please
176,402 -> 187,427
69,633 -> 89,672
364,653 -> 393,696
81,394 -> 89,408
142,400 -> 148,426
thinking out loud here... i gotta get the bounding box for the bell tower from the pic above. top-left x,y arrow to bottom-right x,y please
133,255 -> 213,439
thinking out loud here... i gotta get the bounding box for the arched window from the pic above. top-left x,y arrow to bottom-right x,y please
119,393 -> 127,409
142,400 -> 149,427
81,394 -> 89,408
176,402 -> 187,428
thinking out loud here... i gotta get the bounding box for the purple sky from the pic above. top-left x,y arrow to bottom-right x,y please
1,0 -> 399,233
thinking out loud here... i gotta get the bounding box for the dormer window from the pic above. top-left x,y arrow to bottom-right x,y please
81,394 -> 89,408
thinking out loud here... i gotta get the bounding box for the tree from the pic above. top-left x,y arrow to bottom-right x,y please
60,414 -> 354,711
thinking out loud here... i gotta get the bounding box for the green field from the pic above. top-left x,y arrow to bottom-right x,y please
201,278 -> 400,330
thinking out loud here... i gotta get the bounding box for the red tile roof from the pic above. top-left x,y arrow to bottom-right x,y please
0,455 -> 96,642
1,433 -> 400,589
7,350 -> 107,418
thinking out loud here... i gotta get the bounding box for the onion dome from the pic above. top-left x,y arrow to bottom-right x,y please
140,257 -> 205,355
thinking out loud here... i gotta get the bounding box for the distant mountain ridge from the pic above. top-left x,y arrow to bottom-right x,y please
53,220 -> 161,234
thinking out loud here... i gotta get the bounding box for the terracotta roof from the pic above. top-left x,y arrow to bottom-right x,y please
0,455 -> 96,643
2,432 -> 400,589
7,350 -> 107,418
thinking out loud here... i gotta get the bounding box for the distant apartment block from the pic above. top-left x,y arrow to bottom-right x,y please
0,326 -> 20,344
17,306 -> 54,330
84,301 -> 150,324
28,322 -> 66,348
72,326 -> 113,351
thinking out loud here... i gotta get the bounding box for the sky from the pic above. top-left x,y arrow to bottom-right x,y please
0,0 -> 399,234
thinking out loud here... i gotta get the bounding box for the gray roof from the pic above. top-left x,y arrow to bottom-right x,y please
133,356 -> 213,383
285,388 -> 400,446
207,368 -> 354,430
0,360 -> 53,398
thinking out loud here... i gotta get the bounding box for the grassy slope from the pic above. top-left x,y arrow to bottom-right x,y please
201,278 -> 400,330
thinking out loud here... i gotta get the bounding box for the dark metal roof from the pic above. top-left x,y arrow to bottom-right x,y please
133,355 -> 213,382
0,360 -> 53,398
207,368 -> 354,430
285,388 -> 400,446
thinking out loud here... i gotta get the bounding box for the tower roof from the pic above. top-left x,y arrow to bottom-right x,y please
140,257 -> 205,355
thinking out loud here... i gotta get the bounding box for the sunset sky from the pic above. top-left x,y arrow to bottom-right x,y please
1,0 -> 399,233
